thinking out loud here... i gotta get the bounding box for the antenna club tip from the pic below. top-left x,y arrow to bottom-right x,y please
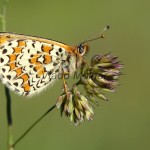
106,25 -> 110,30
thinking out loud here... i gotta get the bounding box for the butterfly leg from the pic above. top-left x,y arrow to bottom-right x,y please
62,71 -> 70,98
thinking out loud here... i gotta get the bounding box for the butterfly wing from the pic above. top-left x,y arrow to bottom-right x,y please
0,33 -> 76,96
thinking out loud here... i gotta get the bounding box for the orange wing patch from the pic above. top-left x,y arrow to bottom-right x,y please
34,65 -> 45,77
9,62 -> 16,70
21,74 -> 29,83
34,65 -> 42,71
22,82 -> 30,92
37,68 -> 45,77
42,45 -> 53,53
29,54 -> 41,65
13,47 -> 22,53
18,40 -> 26,47
43,55 -> 52,64
9,54 -> 17,62
0,36 -> 10,45
15,67 -> 23,76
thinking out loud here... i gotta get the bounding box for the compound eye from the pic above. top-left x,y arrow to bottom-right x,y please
77,44 -> 89,56
78,44 -> 84,54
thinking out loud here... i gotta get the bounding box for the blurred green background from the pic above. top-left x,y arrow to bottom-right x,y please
0,0 -> 149,150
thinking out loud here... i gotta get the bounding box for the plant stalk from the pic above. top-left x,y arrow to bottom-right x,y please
1,0 -> 14,149
13,104 -> 56,147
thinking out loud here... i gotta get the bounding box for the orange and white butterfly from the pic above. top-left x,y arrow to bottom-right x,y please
0,26 -> 109,96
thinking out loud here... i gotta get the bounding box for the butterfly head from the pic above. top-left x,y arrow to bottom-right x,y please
75,25 -> 110,57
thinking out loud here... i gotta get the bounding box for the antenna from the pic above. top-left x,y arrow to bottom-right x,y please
82,25 -> 110,44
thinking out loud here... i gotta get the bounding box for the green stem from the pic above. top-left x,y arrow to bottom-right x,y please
1,0 -> 8,32
1,0 -> 13,150
1,5 -> 6,31
13,104 -> 56,147
5,88 -> 14,150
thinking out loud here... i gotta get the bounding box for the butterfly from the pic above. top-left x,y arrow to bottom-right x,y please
0,26 -> 109,96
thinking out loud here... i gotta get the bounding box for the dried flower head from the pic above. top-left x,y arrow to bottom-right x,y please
81,53 -> 123,104
56,84 -> 94,125
56,53 -> 123,125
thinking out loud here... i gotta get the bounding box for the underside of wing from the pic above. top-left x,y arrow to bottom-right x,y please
0,33 -> 73,96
